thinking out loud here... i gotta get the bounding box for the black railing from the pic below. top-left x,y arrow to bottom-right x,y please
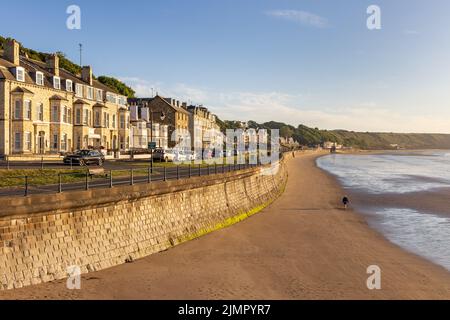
0,161 -> 266,198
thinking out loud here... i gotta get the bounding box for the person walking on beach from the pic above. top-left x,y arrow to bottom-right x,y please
342,196 -> 350,210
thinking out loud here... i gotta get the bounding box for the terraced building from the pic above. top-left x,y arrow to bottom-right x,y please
0,39 -> 130,157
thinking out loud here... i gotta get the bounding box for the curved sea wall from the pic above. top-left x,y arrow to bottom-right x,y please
0,159 -> 288,289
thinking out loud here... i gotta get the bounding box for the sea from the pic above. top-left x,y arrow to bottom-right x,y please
317,150 -> 450,271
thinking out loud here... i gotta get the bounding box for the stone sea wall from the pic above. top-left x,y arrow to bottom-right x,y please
0,160 -> 288,289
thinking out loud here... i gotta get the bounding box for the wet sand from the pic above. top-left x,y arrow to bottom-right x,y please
351,188 -> 450,217
1,152 -> 450,300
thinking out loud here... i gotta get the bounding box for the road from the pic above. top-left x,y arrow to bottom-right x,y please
0,159 -> 159,170
0,162 -> 246,197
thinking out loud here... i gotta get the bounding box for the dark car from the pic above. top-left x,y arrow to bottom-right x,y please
64,150 -> 105,166
152,148 -> 176,162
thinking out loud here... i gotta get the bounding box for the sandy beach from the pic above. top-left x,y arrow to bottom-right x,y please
1,152 -> 450,300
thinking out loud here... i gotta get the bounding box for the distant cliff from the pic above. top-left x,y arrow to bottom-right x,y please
217,120 -> 450,150
328,130 -> 450,150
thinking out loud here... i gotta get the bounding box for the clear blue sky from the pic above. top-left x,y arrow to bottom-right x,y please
2,0 -> 450,133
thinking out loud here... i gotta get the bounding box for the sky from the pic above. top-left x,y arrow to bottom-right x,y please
1,0 -> 450,133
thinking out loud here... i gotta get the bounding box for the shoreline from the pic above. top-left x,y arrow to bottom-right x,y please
316,151 -> 450,273
1,151 -> 450,299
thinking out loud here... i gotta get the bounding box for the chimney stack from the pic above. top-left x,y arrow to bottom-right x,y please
46,54 -> 60,76
82,66 -> 93,85
4,39 -> 20,65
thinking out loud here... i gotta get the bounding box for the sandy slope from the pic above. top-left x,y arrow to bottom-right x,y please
1,152 -> 450,300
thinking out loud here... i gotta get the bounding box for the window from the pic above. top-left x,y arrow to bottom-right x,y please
106,93 -> 117,104
103,112 -> 107,127
118,96 -> 127,106
120,115 -> 125,129
86,86 -> 94,100
63,106 -> 67,123
76,108 -> 81,124
14,100 -> 22,119
52,134 -> 58,150
68,108 -> 72,124
83,109 -> 89,125
75,83 -> 83,97
53,76 -> 61,89
37,103 -> 44,121
95,111 -> 100,127
112,114 -> 116,128
96,89 -> 103,102
36,72 -> 44,86
14,133 -> 21,150
24,100 -> 32,120
16,67 -> 25,82
61,134 -> 67,151
52,106 -> 59,122
106,114 -> 110,128
66,80 -> 73,92
25,132 -> 32,151
76,135 -> 81,149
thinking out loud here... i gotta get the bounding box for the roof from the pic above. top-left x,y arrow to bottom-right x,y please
157,96 -> 189,114
92,79 -> 119,94
11,86 -> 34,95
93,102 -> 108,108
49,94 -> 68,101
74,99 -> 89,105
0,50 -> 121,96
128,96 -> 189,115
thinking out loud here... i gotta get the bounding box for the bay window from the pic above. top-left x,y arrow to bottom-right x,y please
38,103 -> 44,121
25,132 -> 32,151
14,100 -> 22,119
14,132 -> 21,150
24,100 -> 32,120
52,134 -> 59,150
51,106 -> 59,122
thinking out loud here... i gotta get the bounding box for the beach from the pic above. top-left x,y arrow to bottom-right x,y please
1,151 -> 450,300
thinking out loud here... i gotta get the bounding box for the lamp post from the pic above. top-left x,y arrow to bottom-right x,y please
145,101 -> 166,172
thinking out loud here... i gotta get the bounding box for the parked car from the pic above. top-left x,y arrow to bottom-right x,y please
152,148 -> 176,162
174,150 -> 188,162
63,150 -> 105,166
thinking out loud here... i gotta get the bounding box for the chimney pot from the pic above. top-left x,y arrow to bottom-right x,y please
82,66 -> 93,85
4,39 -> 20,65
46,54 -> 60,76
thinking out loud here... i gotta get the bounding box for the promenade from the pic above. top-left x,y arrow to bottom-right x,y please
2,152 -> 450,299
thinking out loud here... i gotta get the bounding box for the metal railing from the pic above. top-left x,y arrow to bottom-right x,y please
0,157 -> 75,170
0,161 -> 264,198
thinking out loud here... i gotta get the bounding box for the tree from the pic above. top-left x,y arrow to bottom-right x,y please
97,76 -> 136,98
